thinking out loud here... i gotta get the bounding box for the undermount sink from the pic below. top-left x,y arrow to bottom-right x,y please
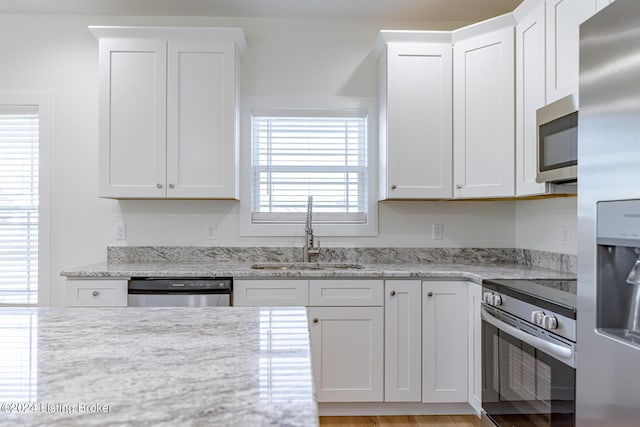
250,262 -> 364,270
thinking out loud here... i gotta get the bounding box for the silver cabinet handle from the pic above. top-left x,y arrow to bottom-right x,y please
390,290 -> 396,296
427,291 -> 433,297
92,291 -> 100,297
455,184 -> 463,189
156,183 -> 163,189
312,318 -> 319,323
168,183 -> 175,189
391,184 -> 397,190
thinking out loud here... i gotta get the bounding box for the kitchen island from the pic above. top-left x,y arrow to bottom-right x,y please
0,307 -> 317,427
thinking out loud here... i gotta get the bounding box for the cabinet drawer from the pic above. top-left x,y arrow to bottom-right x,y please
233,280 -> 308,307
66,279 -> 128,307
309,280 -> 383,306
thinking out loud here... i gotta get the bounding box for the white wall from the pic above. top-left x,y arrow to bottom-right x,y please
515,197 -> 577,254
0,13 -> 575,306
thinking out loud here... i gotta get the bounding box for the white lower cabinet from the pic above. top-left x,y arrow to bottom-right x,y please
309,280 -> 384,402
467,282 -> 483,414
66,279 -> 128,307
422,281 -> 468,403
232,279 -> 308,306
308,306 -> 384,402
384,280 -> 422,402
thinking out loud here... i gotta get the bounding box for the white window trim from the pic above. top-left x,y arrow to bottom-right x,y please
0,93 -> 52,307
240,96 -> 378,237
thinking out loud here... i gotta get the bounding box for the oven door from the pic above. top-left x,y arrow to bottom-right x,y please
481,305 -> 575,427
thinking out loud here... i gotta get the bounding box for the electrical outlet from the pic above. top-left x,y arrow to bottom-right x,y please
205,223 -> 217,240
561,225 -> 571,246
115,222 -> 126,240
432,224 -> 444,241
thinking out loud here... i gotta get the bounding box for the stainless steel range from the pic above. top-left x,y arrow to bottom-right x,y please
480,278 -> 577,427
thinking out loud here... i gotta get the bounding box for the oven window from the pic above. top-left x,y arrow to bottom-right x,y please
482,322 -> 575,427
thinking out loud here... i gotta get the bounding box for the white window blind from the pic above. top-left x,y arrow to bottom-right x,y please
0,106 -> 39,305
251,111 -> 368,224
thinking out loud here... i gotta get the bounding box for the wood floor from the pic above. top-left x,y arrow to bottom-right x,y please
319,415 -> 480,427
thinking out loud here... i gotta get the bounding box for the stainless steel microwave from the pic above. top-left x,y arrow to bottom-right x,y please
536,94 -> 578,183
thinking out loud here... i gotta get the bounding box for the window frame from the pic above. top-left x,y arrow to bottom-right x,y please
0,93 -> 52,307
240,96 -> 378,237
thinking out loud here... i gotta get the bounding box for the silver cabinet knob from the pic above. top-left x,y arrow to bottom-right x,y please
92,290 -> 100,297
168,183 -> 175,189
390,290 -> 396,296
427,291 -> 433,297
156,183 -> 163,189
391,184 -> 397,190
455,184 -> 463,189
312,318 -> 318,324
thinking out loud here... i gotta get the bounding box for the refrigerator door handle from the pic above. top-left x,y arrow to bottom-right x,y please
481,306 -> 573,361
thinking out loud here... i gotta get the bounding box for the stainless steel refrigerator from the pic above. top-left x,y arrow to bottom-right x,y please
578,0 -> 640,425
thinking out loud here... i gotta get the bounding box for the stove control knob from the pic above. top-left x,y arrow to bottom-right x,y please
490,294 -> 503,306
542,315 -> 558,330
483,292 -> 493,304
531,311 -> 544,325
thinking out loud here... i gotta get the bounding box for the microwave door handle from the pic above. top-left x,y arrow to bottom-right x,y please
481,307 -> 573,361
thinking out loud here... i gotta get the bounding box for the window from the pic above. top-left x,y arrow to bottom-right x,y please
241,98 -> 377,237
0,94 -> 51,306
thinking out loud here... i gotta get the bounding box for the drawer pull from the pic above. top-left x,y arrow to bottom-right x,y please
427,291 -> 433,297
92,290 -> 100,297
312,318 -> 319,323
390,290 -> 396,296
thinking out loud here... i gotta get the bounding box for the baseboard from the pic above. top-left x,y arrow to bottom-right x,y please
318,402 -> 478,416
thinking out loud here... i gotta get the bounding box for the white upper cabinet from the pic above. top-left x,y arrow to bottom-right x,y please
376,32 -> 453,199
91,26 -> 246,199
453,16 -> 516,198
545,0 -> 598,103
515,0 -> 549,196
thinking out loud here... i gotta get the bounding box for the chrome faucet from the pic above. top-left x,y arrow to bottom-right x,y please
303,196 -> 320,263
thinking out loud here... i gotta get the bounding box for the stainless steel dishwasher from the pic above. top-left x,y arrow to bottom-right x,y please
128,278 -> 232,307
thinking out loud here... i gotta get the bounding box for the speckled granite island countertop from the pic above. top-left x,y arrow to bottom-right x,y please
0,307 -> 317,427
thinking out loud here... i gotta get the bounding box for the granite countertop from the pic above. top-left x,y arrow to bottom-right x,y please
0,307 -> 317,427
61,261 -> 576,284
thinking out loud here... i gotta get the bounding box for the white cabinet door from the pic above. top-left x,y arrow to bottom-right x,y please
379,41 -> 453,199
467,282 -> 482,414
98,39 -> 167,198
422,281 -> 468,402
453,27 -> 515,198
546,0 -> 598,103
66,279 -> 128,307
516,1 -> 548,196
384,280 -> 422,402
166,41 -> 238,198
308,306 -> 384,402
232,280 -> 308,306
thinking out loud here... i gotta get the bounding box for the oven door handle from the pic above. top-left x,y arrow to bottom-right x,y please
481,307 -> 573,361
